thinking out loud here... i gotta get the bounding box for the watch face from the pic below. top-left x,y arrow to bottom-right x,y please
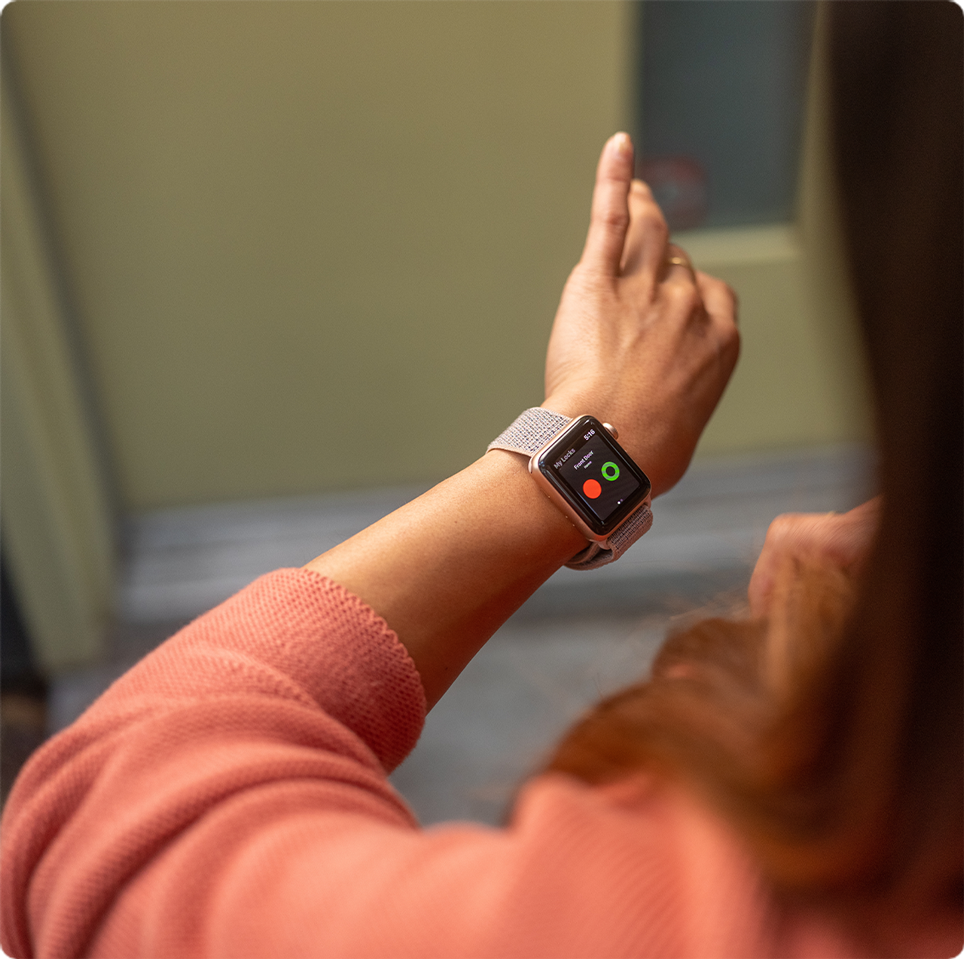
536,416 -> 651,535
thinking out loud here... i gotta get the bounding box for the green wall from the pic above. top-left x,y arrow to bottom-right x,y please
4,0 -> 868,513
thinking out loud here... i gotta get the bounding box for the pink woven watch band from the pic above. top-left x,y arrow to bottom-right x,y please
487,408 -> 652,570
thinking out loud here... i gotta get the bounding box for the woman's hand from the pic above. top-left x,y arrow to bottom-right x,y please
748,498 -> 882,617
543,133 -> 740,497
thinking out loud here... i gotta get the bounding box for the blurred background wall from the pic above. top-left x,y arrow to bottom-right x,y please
4,1 -> 638,512
1,0 -> 869,677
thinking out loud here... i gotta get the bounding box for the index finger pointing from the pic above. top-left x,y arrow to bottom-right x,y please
580,133 -> 635,278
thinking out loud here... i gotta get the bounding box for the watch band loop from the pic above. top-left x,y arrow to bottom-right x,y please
486,408 -> 572,457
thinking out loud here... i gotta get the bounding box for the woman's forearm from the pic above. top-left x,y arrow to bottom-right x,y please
305,449 -> 585,709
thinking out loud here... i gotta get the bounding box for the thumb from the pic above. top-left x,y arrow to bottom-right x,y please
580,132 -> 634,277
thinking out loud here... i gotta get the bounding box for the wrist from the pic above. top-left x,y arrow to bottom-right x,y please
475,449 -> 589,562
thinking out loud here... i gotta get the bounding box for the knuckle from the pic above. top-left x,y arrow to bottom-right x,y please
648,211 -> 669,239
770,513 -> 797,533
765,514 -> 798,548
720,318 -> 740,352
596,168 -> 628,196
665,280 -> 701,313
705,274 -> 735,302
594,206 -> 630,233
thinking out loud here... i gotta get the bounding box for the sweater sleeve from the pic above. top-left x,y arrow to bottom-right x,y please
0,569 -> 428,958
1,568 -> 811,959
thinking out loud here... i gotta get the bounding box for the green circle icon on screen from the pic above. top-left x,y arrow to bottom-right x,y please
601,461 -> 620,481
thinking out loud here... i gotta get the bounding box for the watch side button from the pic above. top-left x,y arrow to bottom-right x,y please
602,422 -> 618,439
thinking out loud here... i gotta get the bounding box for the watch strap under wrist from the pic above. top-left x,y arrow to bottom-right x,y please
565,501 -> 653,569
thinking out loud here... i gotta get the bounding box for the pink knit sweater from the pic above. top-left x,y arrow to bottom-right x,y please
1,569 -> 958,958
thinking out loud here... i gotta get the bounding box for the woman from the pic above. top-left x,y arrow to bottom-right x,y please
2,4 -> 960,956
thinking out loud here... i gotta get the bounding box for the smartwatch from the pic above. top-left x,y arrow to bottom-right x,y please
487,408 -> 653,570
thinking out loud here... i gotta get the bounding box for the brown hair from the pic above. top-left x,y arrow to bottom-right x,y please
547,0 -> 963,913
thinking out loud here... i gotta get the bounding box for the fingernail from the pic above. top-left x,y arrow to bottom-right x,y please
609,132 -> 632,158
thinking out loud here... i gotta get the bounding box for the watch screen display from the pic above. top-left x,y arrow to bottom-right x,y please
542,419 -> 648,530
